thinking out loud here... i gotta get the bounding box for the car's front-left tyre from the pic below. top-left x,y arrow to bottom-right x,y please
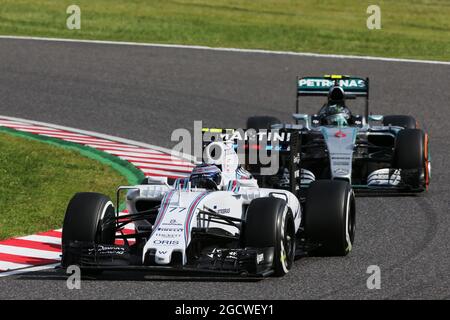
243,197 -> 296,277
305,180 -> 356,256
61,192 -> 116,269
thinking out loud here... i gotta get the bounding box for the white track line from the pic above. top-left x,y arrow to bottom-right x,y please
16,129 -> 91,138
118,156 -> 194,166
140,168 -> 190,176
71,141 -> 139,148
87,146 -> 165,154
0,261 -> 32,270
133,160 -> 193,167
0,124 -> 64,132
0,120 -> 30,126
0,245 -> 61,260
0,115 -> 197,162
135,163 -> 193,171
18,235 -> 61,245
84,144 -> 148,150
51,137 -> 129,145
0,263 -> 59,278
0,35 -> 449,65
102,150 -> 176,159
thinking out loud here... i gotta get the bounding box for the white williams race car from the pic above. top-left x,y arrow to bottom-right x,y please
61,142 -> 355,277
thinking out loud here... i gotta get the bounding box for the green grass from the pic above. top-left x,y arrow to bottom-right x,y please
0,0 -> 449,61
0,132 -> 128,240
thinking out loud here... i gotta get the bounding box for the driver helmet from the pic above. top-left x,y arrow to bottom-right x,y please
189,163 -> 222,190
322,86 -> 351,126
328,86 -> 345,103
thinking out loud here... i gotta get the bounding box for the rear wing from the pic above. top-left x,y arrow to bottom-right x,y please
297,75 -> 369,96
296,75 -> 370,120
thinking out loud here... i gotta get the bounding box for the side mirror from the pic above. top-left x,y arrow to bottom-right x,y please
369,115 -> 383,122
293,113 -> 308,121
292,113 -> 310,129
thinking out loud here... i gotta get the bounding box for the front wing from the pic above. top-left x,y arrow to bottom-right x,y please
62,241 -> 276,277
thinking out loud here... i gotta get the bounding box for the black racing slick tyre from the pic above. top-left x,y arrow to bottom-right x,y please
383,115 -> 417,129
305,180 -> 355,256
244,197 -> 296,277
393,129 -> 429,191
61,192 -> 116,269
246,116 -> 281,130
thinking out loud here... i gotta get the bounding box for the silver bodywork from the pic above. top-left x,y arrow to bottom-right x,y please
279,117 -> 407,185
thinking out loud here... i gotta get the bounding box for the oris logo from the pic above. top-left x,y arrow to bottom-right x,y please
153,240 -> 179,245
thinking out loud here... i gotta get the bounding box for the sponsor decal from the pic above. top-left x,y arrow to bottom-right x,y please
207,249 -> 238,260
88,245 -> 126,256
257,253 -> 265,264
335,130 -> 347,138
154,233 -> 180,238
153,240 -> 179,245
299,78 -> 366,89
162,219 -> 182,226
217,208 -> 230,214
334,168 -> 349,175
333,161 -> 350,166
205,130 -> 290,142
332,152 -> 351,155
158,227 -> 183,232
221,131 -> 290,142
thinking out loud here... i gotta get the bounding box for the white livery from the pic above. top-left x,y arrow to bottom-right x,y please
62,141 -> 355,277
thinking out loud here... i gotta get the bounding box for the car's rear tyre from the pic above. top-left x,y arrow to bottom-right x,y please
244,197 -> 296,277
383,115 -> 417,129
393,129 -> 429,191
61,192 -> 116,271
246,116 -> 281,130
305,180 -> 355,256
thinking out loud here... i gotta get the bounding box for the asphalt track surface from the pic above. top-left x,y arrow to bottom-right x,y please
0,38 -> 449,299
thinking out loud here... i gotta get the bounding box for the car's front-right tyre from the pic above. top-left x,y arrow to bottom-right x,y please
393,128 -> 429,191
383,115 -> 417,129
61,192 -> 116,270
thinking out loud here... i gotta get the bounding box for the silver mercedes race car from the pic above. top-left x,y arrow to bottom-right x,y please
61,141 -> 355,277
230,75 -> 430,194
